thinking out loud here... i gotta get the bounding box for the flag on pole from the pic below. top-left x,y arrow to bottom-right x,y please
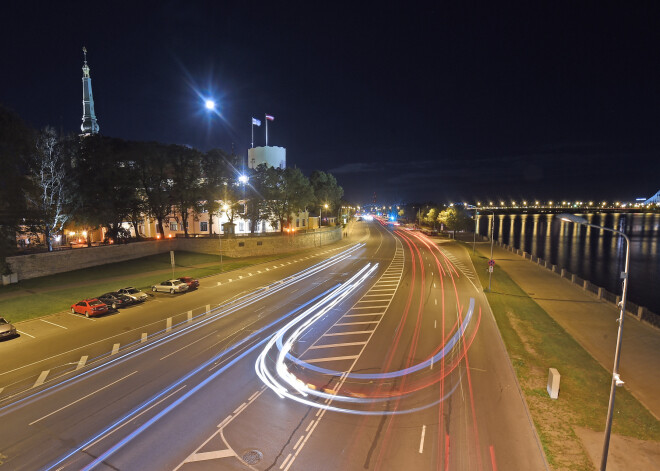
265,114 -> 274,121
252,117 -> 261,126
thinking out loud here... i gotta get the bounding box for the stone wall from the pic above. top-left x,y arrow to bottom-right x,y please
5,227 -> 342,281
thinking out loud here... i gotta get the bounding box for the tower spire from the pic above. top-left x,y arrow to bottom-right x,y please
80,46 -> 99,135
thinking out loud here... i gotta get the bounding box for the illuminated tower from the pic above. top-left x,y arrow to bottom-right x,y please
80,47 -> 100,135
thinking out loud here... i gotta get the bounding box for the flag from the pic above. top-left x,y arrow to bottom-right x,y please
265,114 -> 274,121
252,117 -> 261,126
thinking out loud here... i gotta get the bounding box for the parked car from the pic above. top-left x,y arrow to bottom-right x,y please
0,317 -> 17,339
178,276 -> 200,290
117,286 -> 149,302
97,292 -> 133,309
71,299 -> 109,317
151,279 -> 189,294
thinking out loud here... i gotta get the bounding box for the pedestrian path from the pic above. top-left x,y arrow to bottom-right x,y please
474,242 -> 660,420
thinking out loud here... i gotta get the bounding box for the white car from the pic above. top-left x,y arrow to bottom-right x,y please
117,287 -> 149,302
151,279 -> 189,294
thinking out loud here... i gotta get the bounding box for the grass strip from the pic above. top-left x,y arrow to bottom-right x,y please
0,250 -> 294,322
463,244 -> 660,470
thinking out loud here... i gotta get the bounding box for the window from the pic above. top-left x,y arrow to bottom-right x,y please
170,221 -> 178,231
239,221 -> 245,232
296,219 -> 300,227
257,241 -> 263,246
200,221 -> 208,232
238,242 -> 245,247
303,219 -> 306,227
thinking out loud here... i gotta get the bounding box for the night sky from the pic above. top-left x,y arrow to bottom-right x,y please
2,2 -> 659,204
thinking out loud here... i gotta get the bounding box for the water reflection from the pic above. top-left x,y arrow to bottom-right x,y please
476,212 -> 660,314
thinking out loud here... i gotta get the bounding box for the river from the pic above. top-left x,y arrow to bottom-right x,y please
475,212 -> 660,315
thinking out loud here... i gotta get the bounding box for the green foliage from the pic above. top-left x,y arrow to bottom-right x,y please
437,207 -> 472,232
310,170 -> 343,214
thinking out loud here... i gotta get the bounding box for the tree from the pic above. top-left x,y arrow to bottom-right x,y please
135,142 -> 174,239
424,208 -> 438,229
25,127 -> 73,252
264,167 -> 314,232
437,207 -> 472,237
170,145 -> 203,237
245,164 -> 270,234
0,105 -> 32,268
310,170 -> 344,218
200,148 -> 233,235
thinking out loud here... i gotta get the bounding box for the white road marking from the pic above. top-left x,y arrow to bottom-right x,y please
248,390 -> 260,401
187,449 -> 235,462
111,343 -> 120,355
434,320 -> 437,328
233,402 -> 248,414
16,330 -> 35,338
435,298 -> 437,305
33,370 -> 49,388
280,453 -> 293,469
335,321 -> 379,326
293,435 -> 305,450
344,312 -> 384,317
305,355 -> 359,363
434,283 -> 436,288
419,425 -> 426,453
305,420 -> 315,432
66,312 -> 96,321
308,341 -> 367,349
40,319 -> 67,329
351,306 -> 388,310
30,371 -> 137,425
76,356 -> 88,370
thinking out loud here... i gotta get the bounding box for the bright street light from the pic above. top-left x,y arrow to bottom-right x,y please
205,99 -> 216,110
557,213 -> 630,471
238,174 -> 249,184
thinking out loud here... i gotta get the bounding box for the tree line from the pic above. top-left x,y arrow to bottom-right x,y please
0,105 -> 344,266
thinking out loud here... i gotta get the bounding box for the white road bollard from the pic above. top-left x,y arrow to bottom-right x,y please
166,317 -> 172,332
547,368 -> 560,399
141,332 -> 148,343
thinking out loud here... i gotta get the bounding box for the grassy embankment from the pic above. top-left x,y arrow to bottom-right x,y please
464,244 -> 660,470
0,250 -> 293,322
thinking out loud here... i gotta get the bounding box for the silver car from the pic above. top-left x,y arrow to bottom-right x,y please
151,279 -> 189,294
0,317 -> 17,339
117,286 -> 149,302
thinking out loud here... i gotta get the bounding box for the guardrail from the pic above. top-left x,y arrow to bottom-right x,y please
496,240 -> 660,330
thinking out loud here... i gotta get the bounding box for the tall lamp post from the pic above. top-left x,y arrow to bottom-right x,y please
220,203 -> 229,272
320,203 -> 328,247
558,213 -> 630,471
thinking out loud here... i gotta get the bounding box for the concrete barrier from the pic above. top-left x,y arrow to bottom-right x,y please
547,368 -> 560,399
6,227 -> 342,281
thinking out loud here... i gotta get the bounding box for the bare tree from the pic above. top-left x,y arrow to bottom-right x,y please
25,127 -> 71,252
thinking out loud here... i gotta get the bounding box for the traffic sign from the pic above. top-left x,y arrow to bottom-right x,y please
488,266 -> 494,273
488,259 -> 495,267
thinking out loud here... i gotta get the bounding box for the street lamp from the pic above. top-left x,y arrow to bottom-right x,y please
557,213 -> 630,471
219,203 -> 229,271
205,99 -> 216,110
319,203 -> 328,247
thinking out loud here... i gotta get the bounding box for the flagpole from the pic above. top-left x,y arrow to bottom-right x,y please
265,113 -> 268,146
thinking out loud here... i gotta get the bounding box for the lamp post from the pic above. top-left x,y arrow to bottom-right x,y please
557,213 -> 630,471
220,203 -> 229,272
320,203 -> 328,247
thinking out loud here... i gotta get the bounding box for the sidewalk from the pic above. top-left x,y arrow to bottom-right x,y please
475,242 -> 660,420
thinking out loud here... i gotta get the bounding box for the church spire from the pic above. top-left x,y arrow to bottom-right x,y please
81,46 -> 100,135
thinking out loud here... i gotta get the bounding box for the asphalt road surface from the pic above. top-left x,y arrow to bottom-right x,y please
0,221 -> 547,470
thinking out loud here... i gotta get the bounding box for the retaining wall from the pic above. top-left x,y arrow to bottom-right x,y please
6,227 -> 342,281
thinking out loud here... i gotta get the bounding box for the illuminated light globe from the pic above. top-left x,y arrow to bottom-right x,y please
238,174 -> 249,184
205,99 -> 216,110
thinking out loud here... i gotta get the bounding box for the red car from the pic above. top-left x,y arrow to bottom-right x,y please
178,276 -> 200,290
71,298 -> 109,317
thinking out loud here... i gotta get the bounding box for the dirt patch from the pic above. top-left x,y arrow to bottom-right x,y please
575,427 -> 660,471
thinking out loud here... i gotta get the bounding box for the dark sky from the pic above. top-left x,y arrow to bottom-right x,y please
1,1 -> 659,204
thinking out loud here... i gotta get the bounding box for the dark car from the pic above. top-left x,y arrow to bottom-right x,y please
178,276 -> 200,290
0,317 -> 17,339
71,299 -> 109,317
98,292 -> 133,309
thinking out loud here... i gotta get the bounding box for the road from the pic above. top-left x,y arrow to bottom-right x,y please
0,221 -> 546,470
